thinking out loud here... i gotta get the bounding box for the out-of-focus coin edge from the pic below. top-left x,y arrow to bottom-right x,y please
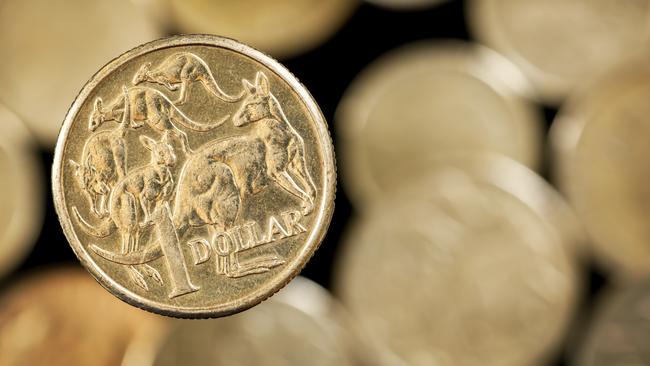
335,39 -> 543,211
549,55 -> 650,279
51,34 -> 337,319
333,153 -> 583,366
0,104 -> 44,281
466,0 -> 571,103
165,0 -> 359,59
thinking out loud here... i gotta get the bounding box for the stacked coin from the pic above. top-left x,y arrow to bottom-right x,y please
150,277 -> 367,366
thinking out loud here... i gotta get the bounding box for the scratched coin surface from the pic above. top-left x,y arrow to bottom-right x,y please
152,277 -> 359,366
468,0 -> 650,103
335,156 -> 578,366
551,58 -> 650,277
52,35 -> 336,318
575,279 -> 650,366
336,41 -> 542,209
0,104 -> 43,280
0,0 -> 161,146
167,0 -> 357,58
0,267 -> 167,366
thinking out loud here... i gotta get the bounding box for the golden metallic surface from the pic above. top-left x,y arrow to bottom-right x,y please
152,277 -> 358,366
0,104 -> 43,280
0,0 -> 162,147
336,41 -> 542,210
0,267 -> 167,366
52,35 -> 336,318
468,0 -> 650,104
575,279 -> 650,366
551,59 -> 650,278
166,0 -> 357,59
335,155 -> 579,366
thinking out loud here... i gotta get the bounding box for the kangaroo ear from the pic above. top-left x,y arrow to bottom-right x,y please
69,159 -> 80,174
94,97 -> 103,111
242,79 -> 255,94
256,72 -> 270,96
139,135 -> 156,151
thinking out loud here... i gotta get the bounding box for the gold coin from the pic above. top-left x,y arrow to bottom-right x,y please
575,279 -> 650,366
0,267 -> 167,366
166,0 -> 357,59
551,58 -> 650,277
336,41 -> 543,210
52,35 -> 336,318
467,0 -> 650,103
0,0 -> 162,147
152,277 -> 358,366
335,155 -> 579,366
0,103 -> 43,280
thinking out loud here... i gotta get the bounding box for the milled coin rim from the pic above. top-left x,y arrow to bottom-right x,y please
52,34 -> 336,318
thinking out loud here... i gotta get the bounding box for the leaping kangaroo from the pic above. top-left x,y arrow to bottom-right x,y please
89,85 -> 230,153
132,52 -> 243,105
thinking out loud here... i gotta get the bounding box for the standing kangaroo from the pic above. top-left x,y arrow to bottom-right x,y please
132,52 -> 243,105
70,113 -> 127,218
89,85 -> 230,153
73,134 -> 177,290
178,72 -> 317,216
230,71 -> 317,214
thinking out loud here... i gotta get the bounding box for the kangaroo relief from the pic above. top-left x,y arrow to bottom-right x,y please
89,85 -> 230,153
55,36 -> 335,317
133,52 -> 243,105
233,72 -> 317,215
70,116 -> 127,218
75,135 -> 177,291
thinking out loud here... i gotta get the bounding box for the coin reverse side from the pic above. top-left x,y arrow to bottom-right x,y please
52,35 -> 336,318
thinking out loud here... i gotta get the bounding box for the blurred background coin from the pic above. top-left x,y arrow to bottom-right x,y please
336,40 -> 542,210
0,104 -> 43,281
335,155 -> 579,366
575,278 -> 650,365
551,58 -> 650,278
0,0 -> 162,147
165,0 -> 358,59
0,267 -> 168,366
468,0 -> 650,104
152,277 -> 359,366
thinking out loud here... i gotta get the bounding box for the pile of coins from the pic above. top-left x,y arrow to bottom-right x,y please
0,0 -> 649,365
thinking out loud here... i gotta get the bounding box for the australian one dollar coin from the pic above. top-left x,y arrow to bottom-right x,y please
52,35 -> 336,318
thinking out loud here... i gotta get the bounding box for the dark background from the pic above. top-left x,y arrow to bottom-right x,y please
9,1 -> 608,365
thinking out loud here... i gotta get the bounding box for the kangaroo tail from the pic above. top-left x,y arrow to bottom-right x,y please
171,107 -> 230,132
90,243 -> 163,265
72,206 -> 115,238
201,74 -> 244,103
